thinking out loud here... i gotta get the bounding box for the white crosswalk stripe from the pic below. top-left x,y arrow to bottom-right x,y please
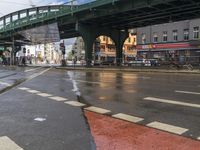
18,87 -> 30,90
65,101 -> 86,107
0,136 -> 23,150
112,113 -> 144,123
175,90 -> 200,95
84,106 -> 111,114
144,97 -> 200,108
49,96 -> 68,101
147,121 -> 188,135
0,81 -> 11,86
27,90 -> 41,94
37,93 -> 52,97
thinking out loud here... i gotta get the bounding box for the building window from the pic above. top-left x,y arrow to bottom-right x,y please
193,27 -> 199,39
173,30 -> 178,41
153,32 -> 158,43
142,33 -> 146,44
183,29 -> 189,40
163,31 -> 168,42
103,36 -> 106,41
128,37 -> 131,43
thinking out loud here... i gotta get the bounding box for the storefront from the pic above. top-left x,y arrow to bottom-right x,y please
136,42 -> 200,65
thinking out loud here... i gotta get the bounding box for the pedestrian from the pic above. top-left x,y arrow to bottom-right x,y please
22,57 -> 26,66
0,56 -> 3,65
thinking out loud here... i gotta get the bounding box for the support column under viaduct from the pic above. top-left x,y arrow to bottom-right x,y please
77,24 -> 129,67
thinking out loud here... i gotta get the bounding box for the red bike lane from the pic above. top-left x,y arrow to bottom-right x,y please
85,111 -> 200,150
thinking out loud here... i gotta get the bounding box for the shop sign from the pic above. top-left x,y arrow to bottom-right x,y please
137,43 -> 191,50
141,45 -> 152,49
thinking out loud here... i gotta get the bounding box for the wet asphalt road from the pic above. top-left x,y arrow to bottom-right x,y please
0,67 -> 199,149
0,67 -> 95,150
68,71 -> 200,139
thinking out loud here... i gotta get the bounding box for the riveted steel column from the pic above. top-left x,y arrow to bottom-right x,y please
109,29 -> 129,66
77,23 -> 97,67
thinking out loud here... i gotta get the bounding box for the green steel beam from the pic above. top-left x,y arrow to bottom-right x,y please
0,0 -> 200,40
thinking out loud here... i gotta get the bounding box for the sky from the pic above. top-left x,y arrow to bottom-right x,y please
0,0 -> 94,51
0,0 -> 94,17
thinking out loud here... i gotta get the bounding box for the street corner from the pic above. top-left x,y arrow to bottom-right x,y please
84,111 -> 200,150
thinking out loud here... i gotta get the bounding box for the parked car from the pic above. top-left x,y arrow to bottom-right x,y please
92,61 -> 101,66
126,60 -> 144,66
100,60 -> 115,66
143,59 -> 151,66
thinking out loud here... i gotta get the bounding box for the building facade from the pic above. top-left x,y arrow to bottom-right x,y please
19,43 -> 62,64
136,18 -> 200,65
72,37 -> 85,61
95,34 -> 137,63
73,34 -> 137,63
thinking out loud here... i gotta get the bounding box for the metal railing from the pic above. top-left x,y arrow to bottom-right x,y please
0,0 -> 120,34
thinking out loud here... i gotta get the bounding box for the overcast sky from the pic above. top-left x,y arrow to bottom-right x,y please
0,0 -> 93,17
0,0 -> 94,47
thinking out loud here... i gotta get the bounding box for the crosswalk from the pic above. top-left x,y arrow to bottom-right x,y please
112,113 -> 144,123
64,101 -> 86,107
0,81 -> 11,86
2,68 -> 199,144
17,85 -> 200,141
147,121 -> 188,135
85,106 -> 111,114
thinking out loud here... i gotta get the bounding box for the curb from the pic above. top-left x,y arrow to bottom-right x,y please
0,79 -> 26,95
55,67 -> 200,74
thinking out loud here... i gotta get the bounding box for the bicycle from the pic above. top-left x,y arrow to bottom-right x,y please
169,62 -> 181,70
182,64 -> 193,70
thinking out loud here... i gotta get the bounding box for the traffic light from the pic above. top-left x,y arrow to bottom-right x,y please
60,42 -> 65,55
